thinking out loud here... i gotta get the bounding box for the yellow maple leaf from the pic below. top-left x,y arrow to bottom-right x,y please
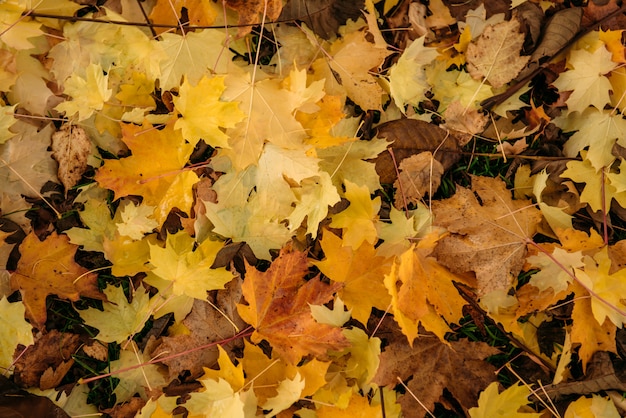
55,63 -> 112,121
570,280 -> 617,372
469,382 -> 541,418
240,341 -> 330,406
330,180 -> 381,248
298,95 -> 353,148
564,394 -> 621,418
312,27 -> 390,111
145,231 -> 234,300
575,247 -> 626,327
94,120 -> 198,224
173,75 -> 245,148
384,231 -> 469,343
313,230 -> 392,324
553,45 -> 618,113
79,285 -> 154,343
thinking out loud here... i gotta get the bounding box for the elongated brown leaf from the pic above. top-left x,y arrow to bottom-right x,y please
529,8 -> 582,63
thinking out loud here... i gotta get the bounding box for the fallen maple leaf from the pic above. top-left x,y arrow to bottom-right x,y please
10,232 -> 104,329
373,331 -> 499,417
173,75 -> 245,148
237,245 -> 349,364
313,230 -> 393,324
570,280 -> 617,372
552,44 -> 618,114
94,120 -> 198,224
330,180 -> 381,249
384,231 -> 471,342
432,175 -> 542,296
468,382 -> 541,418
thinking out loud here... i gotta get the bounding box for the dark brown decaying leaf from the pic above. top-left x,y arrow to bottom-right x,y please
12,330 -> 84,389
515,2 -> 544,52
373,330 -> 499,416
466,18 -> 530,88
0,375 -> 70,418
374,119 -> 461,185
50,124 -> 91,194
280,0 -> 364,39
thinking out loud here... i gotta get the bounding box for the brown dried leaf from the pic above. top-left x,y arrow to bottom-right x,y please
496,138 -> 528,156
152,278 -> 246,380
225,0 -> 283,38
443,101 -> 489,145
50,124 -> 91,194
373,330 -> 499,416
393,152 -> 444,209
82,341 -> 109,362
466,18 -> 530,88
13,330 -> 83,389
529,8 -> 582,64
431,176 -> 542,295
374,119 -> 461,185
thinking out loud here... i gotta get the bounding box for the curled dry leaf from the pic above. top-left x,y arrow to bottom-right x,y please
496,138 -> 528,156
225,0 -> 283,38
466,18 -> 530,88
393,152 -> 444,209
374,119 -> 461,184
442,100 -> 489,145
50,124 -> 91,194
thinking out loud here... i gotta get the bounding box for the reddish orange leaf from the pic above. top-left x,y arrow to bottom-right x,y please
237,245 -> 349,364
10,232 -> 104,329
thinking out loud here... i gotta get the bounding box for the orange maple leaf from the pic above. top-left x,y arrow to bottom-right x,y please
313,230 -> 392,324
10,232 -> 104,328
94,120 -> 198,224
237,245 -> 349,364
